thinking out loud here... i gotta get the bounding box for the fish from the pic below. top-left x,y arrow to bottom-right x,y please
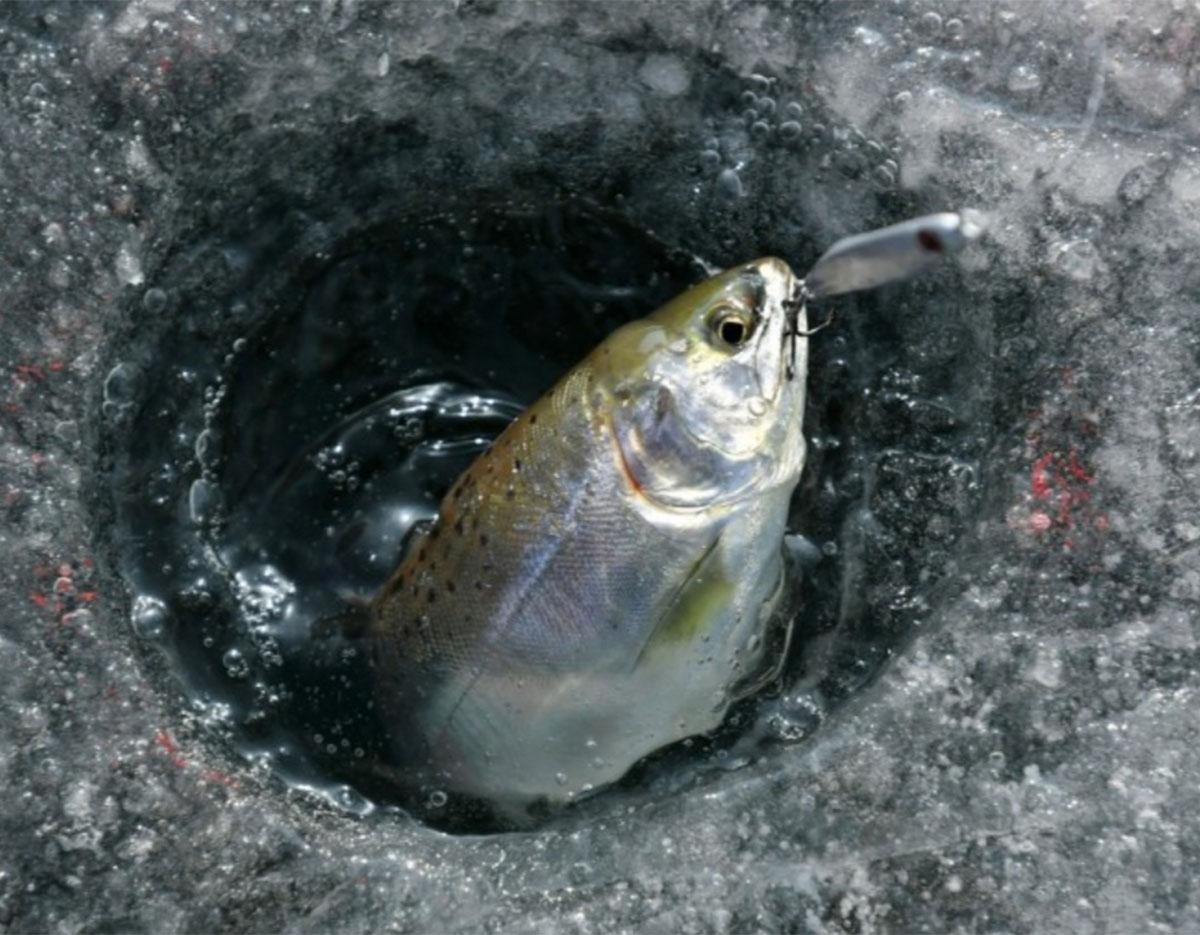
365,256 -> 808,819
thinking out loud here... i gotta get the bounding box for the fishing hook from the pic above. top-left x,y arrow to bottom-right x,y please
783,281 -> 834,380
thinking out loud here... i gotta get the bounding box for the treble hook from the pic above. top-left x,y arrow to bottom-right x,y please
783,282 -> 834,380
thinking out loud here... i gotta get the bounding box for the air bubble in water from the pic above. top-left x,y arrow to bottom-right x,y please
103,363 -> 138,405
873,164 -> 896,187
335,785 -> 373,815
222,647 -> 250,680
194,430 -> 217,468
142,287 -> 167,313
1007,64 -> 1042,94
1051,239 -> 1101,282
189,478 -> 220,524
716,168 -> 743,199
131,595 -> 168,639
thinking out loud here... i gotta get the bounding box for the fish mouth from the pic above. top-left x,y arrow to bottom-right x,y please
744,258 -> 805,384
783,279 -> 806,381
743,257 -> 801,396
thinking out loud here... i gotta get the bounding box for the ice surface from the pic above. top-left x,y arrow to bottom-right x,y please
2,0 -> 1199,931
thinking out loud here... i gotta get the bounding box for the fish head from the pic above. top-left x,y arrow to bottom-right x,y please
596,257 -> 808,511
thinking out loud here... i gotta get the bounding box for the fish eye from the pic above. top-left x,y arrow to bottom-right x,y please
710,308 -> 753,349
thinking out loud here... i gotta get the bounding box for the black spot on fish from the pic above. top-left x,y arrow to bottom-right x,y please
513,459 -> 522,472
479,533 -> 489,546
530,413 -> 539,425
427,589 -> 437,604
505,487 -> 515,501
454,518 -> 465,535
429,526 -> 440,541
446,580 -> 456,593
917,228 -> 943,253
418,549 -> 427,562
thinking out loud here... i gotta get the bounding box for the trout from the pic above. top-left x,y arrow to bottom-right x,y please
367,257 -> 807,817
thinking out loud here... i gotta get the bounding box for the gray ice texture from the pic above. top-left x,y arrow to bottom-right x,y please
1,1 -> 1199,932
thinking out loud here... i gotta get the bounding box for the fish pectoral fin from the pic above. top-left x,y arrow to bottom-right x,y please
633,535 -> 734,669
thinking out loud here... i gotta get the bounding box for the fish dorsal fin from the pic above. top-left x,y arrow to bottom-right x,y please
634,534 -> 733,669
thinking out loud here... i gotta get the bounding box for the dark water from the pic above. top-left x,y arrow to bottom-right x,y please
102,192 -> 986,830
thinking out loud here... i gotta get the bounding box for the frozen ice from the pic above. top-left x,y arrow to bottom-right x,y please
638,54 -> 690,98
1,0 -> 1199,932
